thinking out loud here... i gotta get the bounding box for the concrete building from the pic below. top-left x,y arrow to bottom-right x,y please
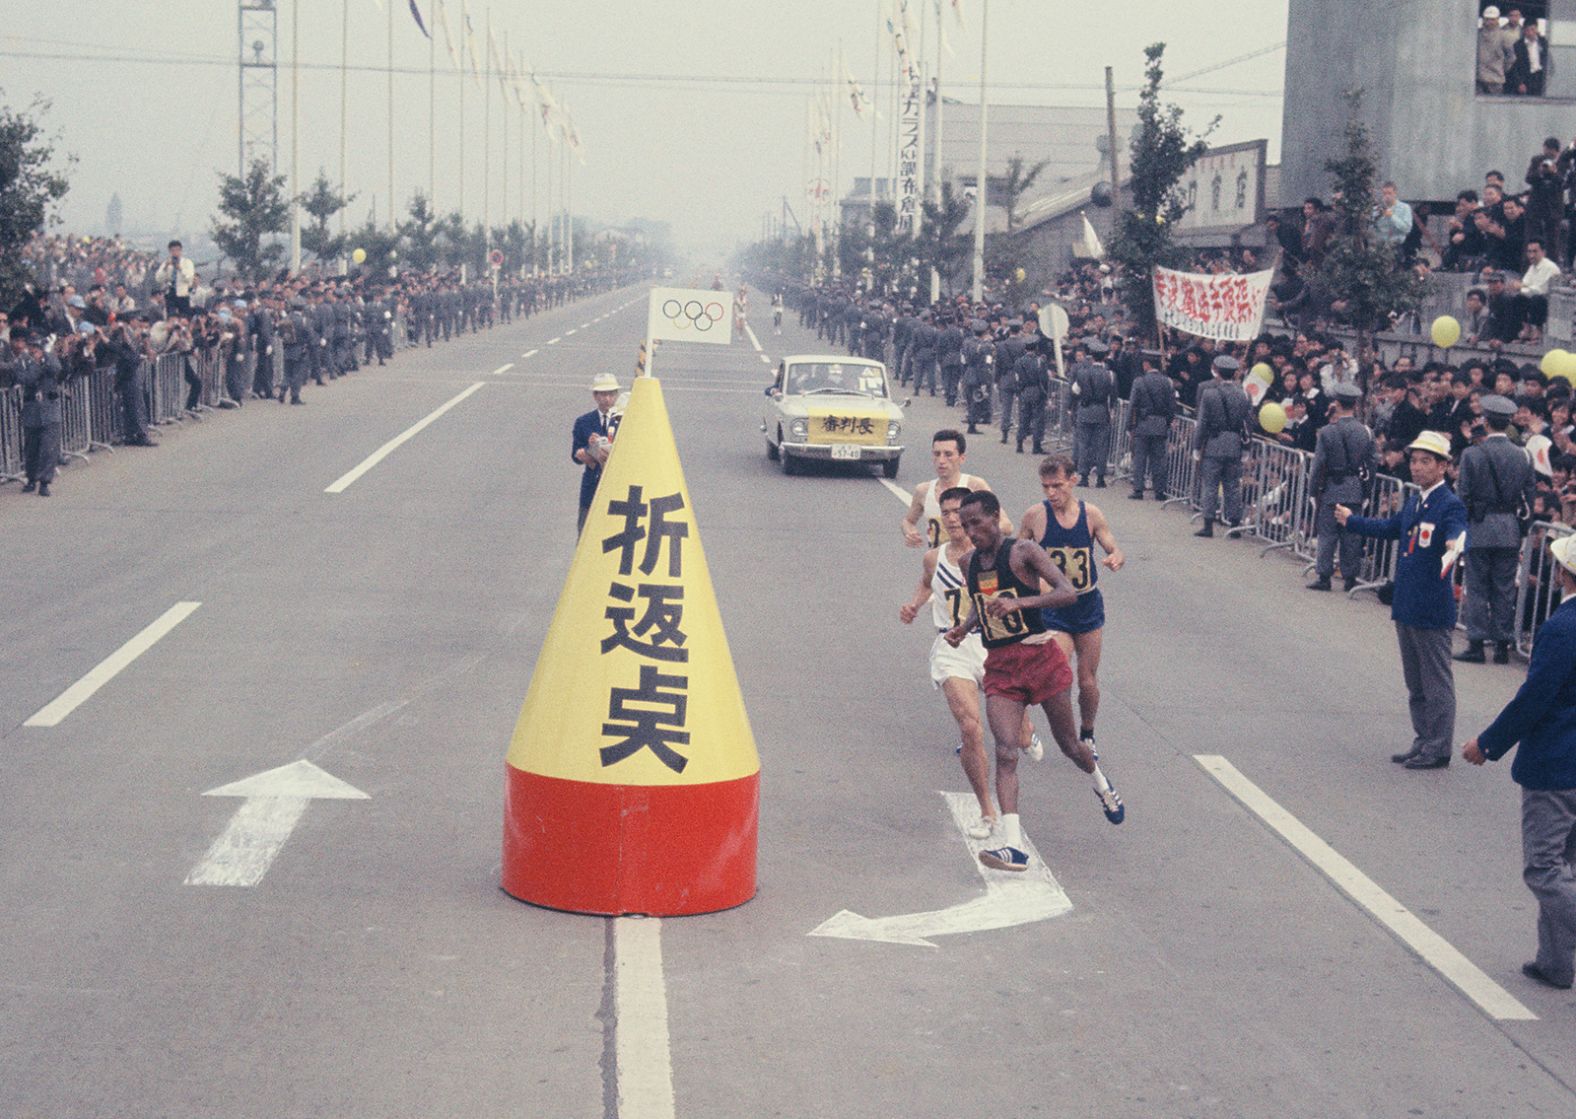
1282,0 -> 1569,207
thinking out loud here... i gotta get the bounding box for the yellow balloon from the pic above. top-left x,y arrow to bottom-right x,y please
1430,315 -> 1461,348
1258,401 -> 1287,435
1250,361 -> 1274,382
1556,350 -> 1576,382
352,247 -> 367,264
1013,267 -> 1026,283
1541,348 -> 1570,378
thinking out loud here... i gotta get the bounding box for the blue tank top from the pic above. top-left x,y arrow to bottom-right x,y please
1038,500 -> 1098,596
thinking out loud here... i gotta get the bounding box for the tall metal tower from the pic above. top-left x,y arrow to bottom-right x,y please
238,0 -> 279,174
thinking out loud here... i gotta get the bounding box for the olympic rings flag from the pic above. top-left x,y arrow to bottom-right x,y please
646,287 -> 734,346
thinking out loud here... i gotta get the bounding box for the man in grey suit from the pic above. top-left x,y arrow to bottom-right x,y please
1193,355 -> 1250,538
1457,393 -> 1537,664
1308,382 -> 1377,591
1072,338 -> 1116,487
1127,355 -> 1177,500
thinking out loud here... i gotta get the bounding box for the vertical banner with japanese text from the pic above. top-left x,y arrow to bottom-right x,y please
1151,267 -> 1275,342
894,0 -> 923,236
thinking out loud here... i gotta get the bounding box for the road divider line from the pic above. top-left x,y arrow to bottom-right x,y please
521,348 -> 538,358
615,918 -> 676,1119
879,478 -> 910,504
547,337 -> 561,345
743,322 -> 766,354
491,363 -> 514,376
324,382 -> 484,494
1194,754 -> 1537,1022
566,328 -> 578,336
25,601 -> 202,727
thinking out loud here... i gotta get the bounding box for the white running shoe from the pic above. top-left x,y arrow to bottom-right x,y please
966,815 -> 996,840
1023,732 -> 1045,761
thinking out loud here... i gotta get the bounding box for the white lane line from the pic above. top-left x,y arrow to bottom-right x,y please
521,348 -> 539,358
758,354 -> 771,364
24,601 -> 202,727
580,321 -> 591,328
879,478 -> 910,504
566,328 -> 578,336
1195,755 -> 1537,1022
547,337 -> 561,345
324,382 -> 484,494
491,362 -> 514,376
615,918 -> 676,1119
743,322 -> 766,354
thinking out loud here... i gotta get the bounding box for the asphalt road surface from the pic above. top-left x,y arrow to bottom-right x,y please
3,287 -> 1575,1119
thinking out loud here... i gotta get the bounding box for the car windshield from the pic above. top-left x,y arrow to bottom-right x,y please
785,362 -> 887,397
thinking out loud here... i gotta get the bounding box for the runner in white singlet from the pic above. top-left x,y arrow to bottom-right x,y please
901,429 -> 1009,549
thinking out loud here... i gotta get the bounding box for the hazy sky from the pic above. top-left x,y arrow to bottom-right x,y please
1,1 -> 1289,256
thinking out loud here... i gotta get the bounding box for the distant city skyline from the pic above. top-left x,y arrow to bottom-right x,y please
2,1 -> 1289,258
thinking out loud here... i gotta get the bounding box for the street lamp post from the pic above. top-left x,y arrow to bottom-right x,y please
969,0 -> 988,304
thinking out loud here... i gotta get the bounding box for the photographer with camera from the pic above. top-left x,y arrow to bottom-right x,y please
154,240 -> 196,317
106,312 -> 156,446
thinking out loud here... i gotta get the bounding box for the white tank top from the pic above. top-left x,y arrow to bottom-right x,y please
931,547 -> 970,630
921,473 -> 978,550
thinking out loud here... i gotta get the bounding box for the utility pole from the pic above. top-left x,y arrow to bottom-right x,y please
969,0 -> 988,304
289,0 -> 301,273
1105,66 -> 1121,216
386,0 -> 395,231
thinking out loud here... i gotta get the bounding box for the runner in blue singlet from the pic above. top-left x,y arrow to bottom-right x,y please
1019,454 -> 1125,755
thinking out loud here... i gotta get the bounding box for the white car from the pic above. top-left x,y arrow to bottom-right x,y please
761,354 -> 906,478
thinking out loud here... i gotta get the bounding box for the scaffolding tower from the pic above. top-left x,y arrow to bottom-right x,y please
238,0 -> 279,175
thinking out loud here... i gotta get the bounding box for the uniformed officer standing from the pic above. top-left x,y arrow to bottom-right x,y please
1193,355 -> 1250,537
961,319 -> 995,434
995,320 -> 1027,445
1463,533 -> 1576,990
937,315 -> 965,406
1337,431 -> 1469,768
1071,338 -> 1117,486
1457,393 -> 1537,664
1127,355 -> 1177,500
279,298 -> 311,404
249,295 -> 277,399
1014,338 -> 1050,455
910,312 -> 939,397
8,329 -> 64,496
1308,382 -> 1377,591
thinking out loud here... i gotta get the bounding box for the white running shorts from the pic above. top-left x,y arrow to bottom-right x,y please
930,631 -> 987,688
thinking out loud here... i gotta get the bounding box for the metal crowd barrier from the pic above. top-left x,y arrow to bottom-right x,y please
1345,472 -> 1418,596
150,353 -> 186,423
1515,522 -> 1574,657
1107,399 -> 1133,482
1161,415 -> 1200,511
59,372 -> 92,463
0,384 -> 24,483
1227,438 -> 1316,554
87,366 -> 120,450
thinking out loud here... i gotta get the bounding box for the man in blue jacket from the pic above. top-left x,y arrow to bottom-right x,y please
572,373 -> 620,533
1462,533 -> 1576,990
1336,431 -> 1469,769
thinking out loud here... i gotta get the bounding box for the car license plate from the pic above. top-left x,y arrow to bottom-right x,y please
830,444 -> 862,461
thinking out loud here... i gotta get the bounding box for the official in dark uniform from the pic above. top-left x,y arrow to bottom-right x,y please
573,373 -> 621,533
961,320 -> 995,434
1309,382 -> 1377,591
1463,533 -> 1576,989
7,329 -> 64,496
1127,355 -> 1176,500
1338,431 -> 1469,768
1071,339 -> 1116,487
1458,394 -> 1537,664
1014,341 -> 1049,455
1193,355 -> 1250,537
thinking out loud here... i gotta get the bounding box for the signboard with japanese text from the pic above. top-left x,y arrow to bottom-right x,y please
1175,139 -> 1268,235
809,408 -> 887,445
893,0 -> 923,236
1152,266 -> 1274,342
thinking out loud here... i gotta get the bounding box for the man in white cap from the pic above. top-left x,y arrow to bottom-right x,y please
1463,533 -> 1576,990
1336,431 -> 1469,768
1478,7 -> 1514,95
572,373 -> 620,533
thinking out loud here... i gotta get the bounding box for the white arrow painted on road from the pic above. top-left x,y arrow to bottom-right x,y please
185,760 -> 369,887
809,792 -> 1072,947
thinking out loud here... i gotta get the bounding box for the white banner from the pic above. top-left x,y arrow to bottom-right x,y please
1151,267 -> 1274,342
646,288 -> 733,346
894,1 -> 923,236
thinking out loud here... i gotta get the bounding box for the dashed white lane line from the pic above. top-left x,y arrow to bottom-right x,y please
547,337 -> 561,345
491,363 -> 514,376
324,382 -> 485,493
743,322 -> 766,354
580,321 -> 591,328
521,349 -> 539,358
1194,754 -> 1537,1022
566,328 -> 578,336
24,601 -> 203,727
615,918 -> 676,1119
879,478 -> 910,504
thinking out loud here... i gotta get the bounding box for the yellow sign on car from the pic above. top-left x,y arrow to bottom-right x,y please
809,407 -> 887,445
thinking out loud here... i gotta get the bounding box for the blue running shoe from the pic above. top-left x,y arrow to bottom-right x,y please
978,846 -> 1030,872
1096,784 -> 1125,825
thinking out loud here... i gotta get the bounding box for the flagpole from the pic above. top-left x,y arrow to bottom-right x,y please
930,0 -> 944,207
546,127 -> 555,273
501,30 -> 510,232
832,44 -> 843,281
870,0 -> 881,231
518,58 -> 527,252
387,0 -> 395,232
289,0 -> 301,274
483,6 -> 492,248
970,0 -> 988,303
459,0 -> 467,220
564,134 -> 573,274
340,0 -> 349,248
429,1 -> 437,210
531,97 -> 538,274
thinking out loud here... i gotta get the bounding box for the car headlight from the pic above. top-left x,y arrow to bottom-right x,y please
789,418 -> 808,441
887,421 -> 901,444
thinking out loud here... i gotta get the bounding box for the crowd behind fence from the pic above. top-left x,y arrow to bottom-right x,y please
1030,383 -> 1564,659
